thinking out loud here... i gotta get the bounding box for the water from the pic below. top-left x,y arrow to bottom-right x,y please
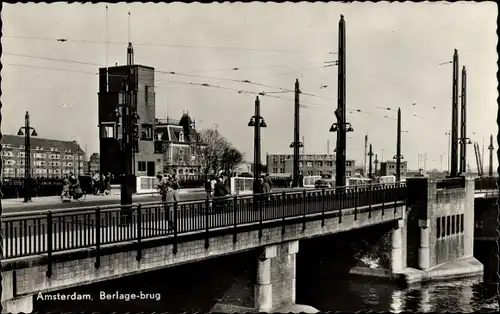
298,276 -> 499,312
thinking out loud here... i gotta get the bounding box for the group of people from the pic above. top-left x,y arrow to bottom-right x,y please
156,173 -> 181,202
90,171 -> 113,196
204,175 -> 230,198
61,172 -> 83,201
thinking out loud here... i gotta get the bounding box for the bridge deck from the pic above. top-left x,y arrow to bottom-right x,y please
2,184 -> 408,259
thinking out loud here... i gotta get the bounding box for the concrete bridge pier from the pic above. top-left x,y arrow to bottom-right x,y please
391,219 -> 407,274
255,240 -> 298,312
418,219 -> 431,270
1,270 -> 33,314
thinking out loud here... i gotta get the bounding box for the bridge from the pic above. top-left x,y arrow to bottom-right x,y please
1,176 -> 496,313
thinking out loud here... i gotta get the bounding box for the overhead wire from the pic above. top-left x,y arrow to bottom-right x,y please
3,35 -> 334,54
4,61 -> 390,120
4,51 -> 337,101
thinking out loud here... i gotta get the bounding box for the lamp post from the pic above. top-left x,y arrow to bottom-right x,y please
329,15 -> 353,188
290,79 -> 303,188
17,111 -> 37,203
450,49 -> 459,177
457,137 -> 472,175
368,144 -> 373,179
248,96 -> 266,194
445,130 -> 451,173
393,108 -> 404,182
488,134 -> 494,177
374,154 -> 379,177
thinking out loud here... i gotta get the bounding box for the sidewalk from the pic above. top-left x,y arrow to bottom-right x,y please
1,188 -> 206,208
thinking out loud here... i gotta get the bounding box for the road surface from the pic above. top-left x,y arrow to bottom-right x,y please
1,191 -> 209,213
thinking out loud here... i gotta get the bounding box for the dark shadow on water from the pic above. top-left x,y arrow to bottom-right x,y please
33,250 -> 257,312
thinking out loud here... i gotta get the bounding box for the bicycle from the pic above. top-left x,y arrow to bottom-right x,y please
60,190 -> 87,203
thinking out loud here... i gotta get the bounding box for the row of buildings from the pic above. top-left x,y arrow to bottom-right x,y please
1,136 -> 102,179
265,153 -> 408,178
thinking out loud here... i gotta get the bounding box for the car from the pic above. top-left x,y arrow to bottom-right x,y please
315,179 -> 334,189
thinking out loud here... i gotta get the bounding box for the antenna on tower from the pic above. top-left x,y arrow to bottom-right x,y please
105,4 -> 109,92
128,10 -> 131,43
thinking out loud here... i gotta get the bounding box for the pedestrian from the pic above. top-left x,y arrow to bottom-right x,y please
205,177 -> 212,198
61,174 -> 70,200
213,176 -> 230,212
92,171 -> 100,195
170,173 -> 181,202
262,173 -> 273,201
104,172 -> 112,195
156,174 -> 175,231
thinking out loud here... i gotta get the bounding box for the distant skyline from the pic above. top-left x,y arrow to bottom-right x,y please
1,2 -> 498,171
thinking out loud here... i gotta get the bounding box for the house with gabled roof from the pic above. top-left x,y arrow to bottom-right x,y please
154,111 -> 205,178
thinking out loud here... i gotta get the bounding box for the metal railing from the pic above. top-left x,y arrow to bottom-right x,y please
436,176 -> 466,189
474,176 -> 498,198
2,182 -> 407,261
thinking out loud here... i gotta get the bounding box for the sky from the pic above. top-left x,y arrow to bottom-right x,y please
1,2 -> 498,172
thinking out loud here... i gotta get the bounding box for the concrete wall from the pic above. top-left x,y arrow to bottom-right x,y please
1,204 -> 405,312
406,177 -> 475,270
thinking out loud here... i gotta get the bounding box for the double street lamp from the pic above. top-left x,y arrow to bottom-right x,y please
248,96 -> 267,194
329,108 -> 354,186
17,111 -> 37,203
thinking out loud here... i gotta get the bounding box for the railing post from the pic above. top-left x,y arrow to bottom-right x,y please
338,188 -> 342,224
368,185 -> 372,219
173,202 -> 178,255
321,189 -> 326,227
281,191 -> 286,235
354,187 -> 358,221
136,204 -> 142,262
46,211 -> 53,278
233,195 -> 238,244
381,186 -> 385,217
258,194 -> 263,240
302,190 -> 307,232
94,206 -> 101,269
205,196 -> 210,249
394,184 -> 398,217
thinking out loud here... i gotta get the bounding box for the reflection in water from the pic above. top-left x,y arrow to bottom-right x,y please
390,290 -> 404,313
299,276 -> 499,312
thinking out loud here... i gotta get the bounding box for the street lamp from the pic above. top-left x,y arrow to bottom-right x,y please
329,108 -> 354,186
17,111 -> 37,203
248,96 -> 266,194
392,108 -> 404,182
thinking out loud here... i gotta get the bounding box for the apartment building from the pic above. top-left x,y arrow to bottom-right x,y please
88,153 -> 100,174
1,135 -> 85,178
266,153 -> 356,177
379,160 -> 408,178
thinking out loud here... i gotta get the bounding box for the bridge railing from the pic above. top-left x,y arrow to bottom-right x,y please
436,176 -> 466,190
474,176 -> 497,191
1,182 -> 407,260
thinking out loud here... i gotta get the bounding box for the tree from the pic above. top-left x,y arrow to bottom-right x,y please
221,146 -> 244,176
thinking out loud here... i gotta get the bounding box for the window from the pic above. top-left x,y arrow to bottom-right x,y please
315,161 -> 323,167
307,171 -> 313,176
280,168 -> 285,173
138,161 -> 146,172
456,215 -> 460,234
451,215 -> 455,234
446,216 -> 451,236
460,214 -> 464,233
346,171 -> 352,177
100,122 -> 116,138
306,162 -> 313,168
280,156 -> 286,163
299,162 -> 303,168
441,217 -> 446,238
272,155 -> 279,163
326,161 -> 333,167
272,168 -> 278,173
141,124 -> 153,141
346,161 -> 352,167
437,217 -> 441,238
178,131 -> 185,142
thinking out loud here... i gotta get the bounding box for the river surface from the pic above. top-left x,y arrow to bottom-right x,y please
298,277 -> 499,313
34,272 -> 499,312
